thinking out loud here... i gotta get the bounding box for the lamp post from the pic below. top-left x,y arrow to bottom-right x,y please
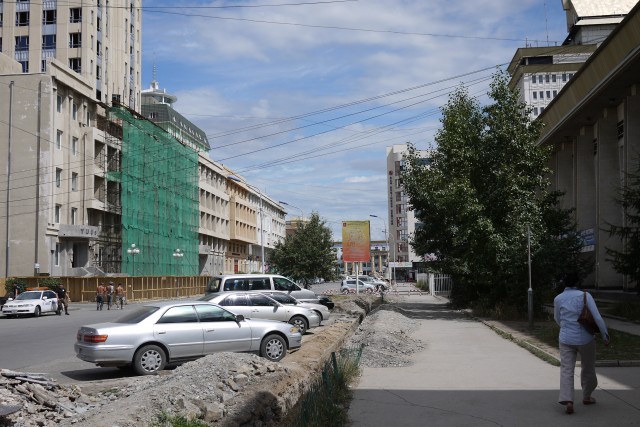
228,176 -> 265,273
279,201 -> 304,222
173,248 -> 184,297
127,243 -> 140,276
369,214 -> 388,278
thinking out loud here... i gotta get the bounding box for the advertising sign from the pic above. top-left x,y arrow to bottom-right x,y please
342,221 -> 371,262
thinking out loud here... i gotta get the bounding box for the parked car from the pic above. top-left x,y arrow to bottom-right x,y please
317,295 -> 335,310
74,301 -> 301,375
340,279 -> 376,294
261,291 -> 331,322
1,290 -> 59,318
198,292 -> 321,335
206,274 -> 319,303
359,276 -> 389,291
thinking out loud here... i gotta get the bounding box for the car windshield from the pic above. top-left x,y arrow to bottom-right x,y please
15,291 -> 43,300
268,293 -> 296,304
113,306 -> 160,324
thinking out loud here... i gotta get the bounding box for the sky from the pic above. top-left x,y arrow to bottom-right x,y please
140,0 -> 569,241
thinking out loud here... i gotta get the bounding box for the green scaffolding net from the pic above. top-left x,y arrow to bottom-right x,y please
110,107 -> 199,276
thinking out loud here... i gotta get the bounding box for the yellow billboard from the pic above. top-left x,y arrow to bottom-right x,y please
342,221 -> 371,262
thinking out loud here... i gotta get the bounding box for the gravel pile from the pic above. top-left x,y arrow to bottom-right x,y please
345,307 -> 425,368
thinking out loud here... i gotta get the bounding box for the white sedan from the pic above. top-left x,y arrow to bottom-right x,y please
262,291 -> 331,322
1,290 -> 59,317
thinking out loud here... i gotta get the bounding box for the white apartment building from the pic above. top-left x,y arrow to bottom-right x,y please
508,0 -> 637,119
385,144 -> 432,281
0,0 -> 142,111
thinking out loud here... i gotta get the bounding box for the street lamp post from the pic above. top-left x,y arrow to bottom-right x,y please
173,248 -> 184,297
369,215 -> 388,279
127,243 -> 140,276
228,176 -> 265,273
279,201 -> 304,222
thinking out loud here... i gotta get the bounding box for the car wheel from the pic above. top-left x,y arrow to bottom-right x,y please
342,289 -> 349,295
289,315 -> 308,335
260,334 -> 286,362
133,345 -> 166,375
33,306 -> 41,317
365,288 -> 373,294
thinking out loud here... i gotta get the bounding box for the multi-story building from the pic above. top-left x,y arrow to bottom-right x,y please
0,0 -> 142,110
508,0 -> 636,119
537,1 -> 640,291
385,144 -> 432,281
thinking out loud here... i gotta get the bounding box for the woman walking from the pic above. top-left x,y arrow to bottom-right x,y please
553,272 -> 610,414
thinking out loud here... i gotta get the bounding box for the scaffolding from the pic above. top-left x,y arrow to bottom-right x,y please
110,107 -> 199,276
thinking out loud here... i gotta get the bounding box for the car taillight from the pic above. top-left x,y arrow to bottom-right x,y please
83,334 -> 108,343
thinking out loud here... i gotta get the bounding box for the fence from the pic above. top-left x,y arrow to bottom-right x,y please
416,273 -> 453,298
0,276 -> 209,303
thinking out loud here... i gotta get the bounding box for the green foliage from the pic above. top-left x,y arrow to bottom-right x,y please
151,412 -> 208,427
605,160 -> 640,291
403,71 -> 588,314
4,278 -> 28,296
269,213 -> 338,287
39,277 -> 62,291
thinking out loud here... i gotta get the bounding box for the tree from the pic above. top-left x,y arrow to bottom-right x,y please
269,213 -> 338,287
403,71 -> 587,315
606,160 -> 640,292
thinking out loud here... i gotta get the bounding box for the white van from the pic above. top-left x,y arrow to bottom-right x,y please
206,274 -> 319,303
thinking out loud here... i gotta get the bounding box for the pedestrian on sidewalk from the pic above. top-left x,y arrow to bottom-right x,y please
96,283 -> 106,310
554,271 -> 610,415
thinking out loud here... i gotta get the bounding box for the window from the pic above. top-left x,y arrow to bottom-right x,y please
43,10 -> 56,25
562,73 -> 567,82
219,295 -> 249,307
56,130 -> 62,149
55,168 -> 62,188
568,73 -> 574,79
545,75 -> 550,83
16,11 -> 29,26
70,8 -> 82,23
71,208 -> 77,225
69,58 -> 81,73
539,91 -> 543,99
533,107 -> 539,116
248,294 -> 275,307
42,34 -> 56,49
71,137 -> 78,155
41,60 -> 47,72
71,173 -> 78,191
96,65 -> 101,79
54,243 -> 60,266
69,33 -> 81,48
531,75 -> 536,84
72,103 -> 78,120
194,304 -> 235,322
532,92 -> 537,100
19,61 -> 28,73
56,95 -> 62,112
97,40 -> 102,56
55,205 -> 61,223
15,36 -> 29,51
552,74 -> 556,83
157,306 -> 198,324
546,91 -> 551,99
553,90 -> 558,98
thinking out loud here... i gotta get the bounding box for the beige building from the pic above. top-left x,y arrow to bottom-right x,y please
538,1 -> 640,290
0,0 -> 142,110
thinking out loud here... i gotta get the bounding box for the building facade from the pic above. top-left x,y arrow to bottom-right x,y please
0,0 -> 142,110
385,144 -> 432,281
537,1 -> 640,291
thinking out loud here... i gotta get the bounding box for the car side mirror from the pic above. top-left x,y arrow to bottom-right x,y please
235,314 -> 245,322
43,296 -> 48,300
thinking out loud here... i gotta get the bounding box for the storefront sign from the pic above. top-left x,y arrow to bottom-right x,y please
59,225 -> 100,239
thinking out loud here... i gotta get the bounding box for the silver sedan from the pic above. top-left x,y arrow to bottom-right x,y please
260,291 -> 331,322
198,293 -> 321,335
74,301 -> 302,375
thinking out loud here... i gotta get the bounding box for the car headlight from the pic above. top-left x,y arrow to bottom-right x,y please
289,326 -> 300,334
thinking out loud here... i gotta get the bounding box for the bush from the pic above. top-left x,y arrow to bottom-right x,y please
415,280 -> 429,292
39,277 -> 62,291
4,278 -> 28,296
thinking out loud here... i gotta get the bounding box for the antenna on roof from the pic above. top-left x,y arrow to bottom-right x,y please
544,0 -> 550,46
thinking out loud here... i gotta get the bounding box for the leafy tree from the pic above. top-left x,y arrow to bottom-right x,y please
269,213 -> 338,288
403,71 -> 588,315
606,160 -> 640,293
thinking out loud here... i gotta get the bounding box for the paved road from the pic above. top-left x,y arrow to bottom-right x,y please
349,295 -> 640,426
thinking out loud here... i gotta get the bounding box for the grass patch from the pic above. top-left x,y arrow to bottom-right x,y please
608,301 -> 640,322
529,321 -> 640,361
151,412 -> 208,427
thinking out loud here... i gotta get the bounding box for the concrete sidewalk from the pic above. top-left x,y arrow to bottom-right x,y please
348,295 -> 640,426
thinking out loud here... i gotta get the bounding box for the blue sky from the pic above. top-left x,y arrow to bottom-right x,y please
141,0 -> 569,240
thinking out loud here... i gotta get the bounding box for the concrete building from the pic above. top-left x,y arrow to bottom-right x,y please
0,0 -> 142,110
385,144 -> 432,281
508,1 -> 637,119
537,1 -> 640,291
